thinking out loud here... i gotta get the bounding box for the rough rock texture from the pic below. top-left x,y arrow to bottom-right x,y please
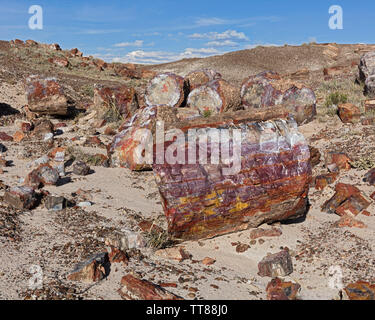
314,173 -> 338,191
94,85 -> 139,120
155,247 -> 191,262
109,106 -> 157,171
109,105 -> 178,171
45,196 -> 66,211
322,183 -> 371,215
325,152 -> 352,172
26,76 -> 68,116
258,250 -> 294,278
25,164 -> 60,189
241,71 -> 316,125
358,51 -> 375,98
153,109 -> 311,240
266,278 -> 301,300
145,73 -> 186,108
73,161 -> 91,176
118,274 -> 183,300
338,103 -> 361,124
241,71 -> 283,109
4,186 -> 37,210
67,252 -> 109,284
187,79 -> 241,115
344,281 -> 375,300
364,168 -> 375,185
281,86 -> 317,125
184,69 -> 222,91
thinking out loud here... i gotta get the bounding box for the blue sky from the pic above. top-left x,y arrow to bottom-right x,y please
0,0 -> 374,64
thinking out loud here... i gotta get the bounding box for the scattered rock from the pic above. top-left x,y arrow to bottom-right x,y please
0,132 -> 13,142
338,103 -> 361,124
364,168 -> 375,185
202,257 -> 216,266
73,161 -> 90,176
67,252 -> 109,284
107,246 -> 129,266
26,76 -> 69,116
325,152 -> 352,172
25,164 -> 60,189
266,278 -> 301,300
236,243 -> 250,253
344,281 -> 375,300
0,143 -> 7,153
155,247 -> 191,262
118,274 -> 183,300
333,215 -> 367,229
314,173 -> 338,191
258,250 -> 293,278
309,146 -> 321,167
45,196 -> 66,211
4,186 -> 37,210
250,228 -> 282,240
322,183 -> 371,215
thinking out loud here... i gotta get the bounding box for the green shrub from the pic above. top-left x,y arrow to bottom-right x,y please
325,92 -> 348,107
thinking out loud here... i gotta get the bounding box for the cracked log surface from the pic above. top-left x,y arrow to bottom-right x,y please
153,112 -> 312,240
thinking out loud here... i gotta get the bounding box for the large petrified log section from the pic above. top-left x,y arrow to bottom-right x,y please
358,51 -> 375,98
145,73 -> 186,108
94,85 -> 139,120
153,107 -> 312,240
184,69 -> 222,91
26,76 -> 68,116
108,105 -> 179,171
241,71 -> 316,125
187,79 -> 241,115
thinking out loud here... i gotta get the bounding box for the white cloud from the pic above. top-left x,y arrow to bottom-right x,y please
206,40 -> 239,47
194,17 -> 229,27
189,30 -> 249,41
111,47 -> 222,64
113,40 -> 144,48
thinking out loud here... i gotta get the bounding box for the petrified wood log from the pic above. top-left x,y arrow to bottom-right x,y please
145,73 -> 186,108
94,85 -> 139,120
241,72 -> 316,125
26,76 -> 68,116
109,106 -> 289,172
118,275 -> 183,300
153,110 -> 312,240
184,69 -> 222,91
108,105 -> 179,171
187,79 -> 241,115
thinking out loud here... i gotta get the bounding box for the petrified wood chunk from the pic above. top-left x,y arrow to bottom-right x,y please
184,69 -> 222,91
241,71 -> 316,125
153,109 -> 311,240
145,73 -> 186,108
26,76 -> 68,116
108,105 -> 179,171
358,51 -> 375,98
94,85 -> 139,120
118,274 -> 183,300
187,79 -> 241,115
241,71 -> 283,109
